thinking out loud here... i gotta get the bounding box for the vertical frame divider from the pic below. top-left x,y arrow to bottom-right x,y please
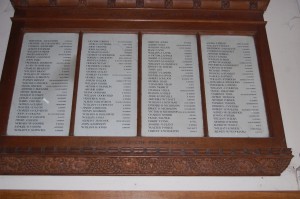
69,32 -> 83,136
0,27 -> 25,135
197,33 -> 209,137
137,32 -> 142,137
254,31 -> 273,137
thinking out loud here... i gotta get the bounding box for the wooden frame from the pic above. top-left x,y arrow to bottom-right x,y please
0,0 -> 293,176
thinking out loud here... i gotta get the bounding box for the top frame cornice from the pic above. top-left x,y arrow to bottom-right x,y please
11,0 -> 270,11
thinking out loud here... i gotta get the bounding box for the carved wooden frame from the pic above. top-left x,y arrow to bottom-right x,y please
0,0 -> 293,176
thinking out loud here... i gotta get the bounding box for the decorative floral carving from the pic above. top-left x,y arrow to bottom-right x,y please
256,157 -> 291,175
78,0 -> 87,7
0,148 -> 292,175
221,0 -> 230,9
193,158 -> 214,174
235,159 -> 256,174
136,0 -> 144,8
249,0 -> 258,9
193,0 -> 201,9
8,0 -> 268,10
10,0 -> 27,6
165,0 -> 173,9
107,0 -> 116,8
49,0 -> 57,6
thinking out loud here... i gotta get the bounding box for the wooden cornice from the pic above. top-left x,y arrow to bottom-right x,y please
10,0 -> 270,11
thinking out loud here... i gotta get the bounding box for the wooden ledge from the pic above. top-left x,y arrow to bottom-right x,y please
0,191 -> 300,199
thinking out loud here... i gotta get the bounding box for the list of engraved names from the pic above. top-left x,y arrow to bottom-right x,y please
142,34 -> 203,137
7,33 -> 78,136
201,35 -> 269,137
75,34 -> 137,136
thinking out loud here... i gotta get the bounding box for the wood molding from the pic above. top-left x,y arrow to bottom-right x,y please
0,147 -> 292,175
10,0 -> 270,11
0,191 -> 300,199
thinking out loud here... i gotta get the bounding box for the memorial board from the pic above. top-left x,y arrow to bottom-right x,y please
201,35 -> 269,137
74,33 -> 138,136
0,0 -> 292,176
142,34 -> 203,137
7,33 -> 78,136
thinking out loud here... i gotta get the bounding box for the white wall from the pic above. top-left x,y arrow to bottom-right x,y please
0,0 -> 299,190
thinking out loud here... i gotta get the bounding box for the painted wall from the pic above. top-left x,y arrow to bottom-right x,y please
0,0 -> 299,190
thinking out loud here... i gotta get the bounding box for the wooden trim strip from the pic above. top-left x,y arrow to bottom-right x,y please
11,0 -> 270,11
197,33 -> 208,137
0,191 -> 300,199
69,32 -> 83,136
137,32 -> 142,136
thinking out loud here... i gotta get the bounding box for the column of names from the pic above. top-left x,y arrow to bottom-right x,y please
201,35 -> 269,137
7,33 -> 78,136
74,33 -> 137,136
142,34 -> 203,137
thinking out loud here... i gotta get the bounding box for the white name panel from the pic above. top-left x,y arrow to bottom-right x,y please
7,33 -> 78,136
74,33 -> 138,136
201,35 -> 269,137
142,34 -> 203,137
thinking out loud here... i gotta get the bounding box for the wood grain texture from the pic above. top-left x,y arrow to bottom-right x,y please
0,191 -> 300,199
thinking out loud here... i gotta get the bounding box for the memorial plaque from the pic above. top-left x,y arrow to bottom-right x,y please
0,0 -> 292,176
74,33 -> 138,136
7,33 -> 79,136
201,35 -> 269,137
142,34 -> 203,137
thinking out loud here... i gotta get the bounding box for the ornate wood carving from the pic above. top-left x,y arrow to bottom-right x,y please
136,0 -> 144,8
221,0 -> 230,9
107,0 -> 116,8
249,0 -> 258,9
78,0 -> 87,6
0,147 -> 292,175
193,0 -> 201,9
49,0 -> 57,6
12,0 -> 28,6
165,0 -> 173,9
